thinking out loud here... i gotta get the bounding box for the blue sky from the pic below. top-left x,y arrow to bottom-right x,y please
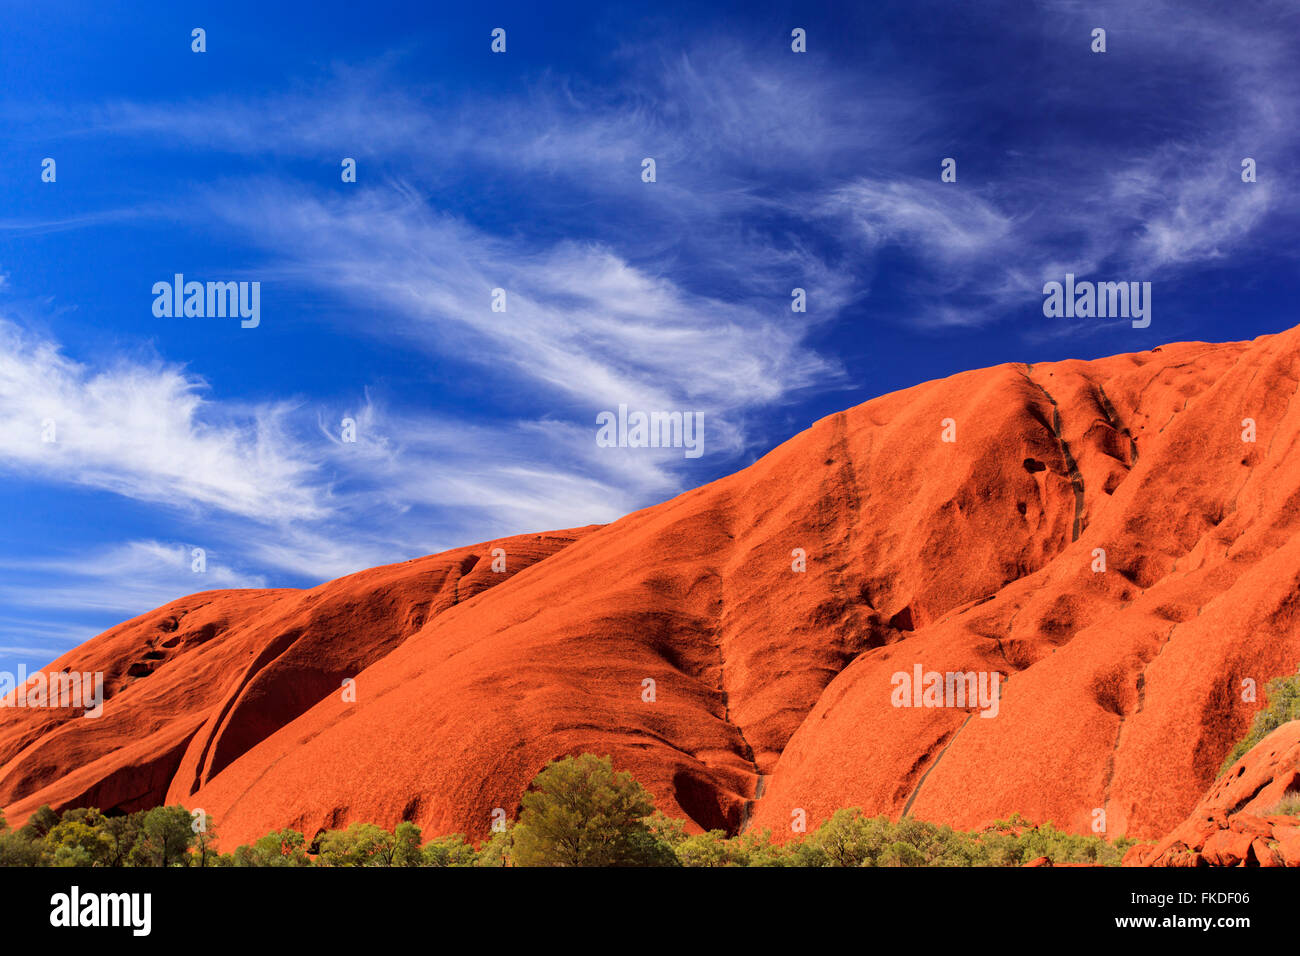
1,0 -> 1297,674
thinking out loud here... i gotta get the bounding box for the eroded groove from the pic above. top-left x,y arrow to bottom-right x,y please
725,412 -> 872,833
899,655 -> 1024,818
710,661 -> 763,835
1096,383 -> 1139,465
1101,623 -> 1178,816
738,774 -> 768,834
1022,367 -> 1086,541
901,713 -> 974,817
708,504 -> 767,835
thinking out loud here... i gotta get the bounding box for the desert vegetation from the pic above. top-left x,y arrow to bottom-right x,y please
0,754 -> 1132,867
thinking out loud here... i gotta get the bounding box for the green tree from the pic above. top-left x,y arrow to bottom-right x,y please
880,841 -> 927,866
471,826 -> 514,867
131,806 -> 196,866
510,754 -> 674,866
239,829 -> 311,867
17,805 -> 59,842
191,812 -> 220,868
422,833 -> 476,867
100,813 -> 144,867
674,829 -> 748,866
317,823 -> 396,866
810,809 -> 891,866
0,829 -> 42,867
230,844 -> 256,866
645,811 -> 688,849
393,822 -> 423,866
45,817 -> 114,867
781,837 -> 829,867
733,829 -> 795,867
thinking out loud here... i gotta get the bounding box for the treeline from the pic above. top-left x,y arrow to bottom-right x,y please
0,754 -> 1133,867
8,670 -> 1294,867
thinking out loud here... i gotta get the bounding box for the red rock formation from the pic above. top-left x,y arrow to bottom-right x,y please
1123,721 -> 1300,866
0,531 -> 593,823
3,328 -> 1300,853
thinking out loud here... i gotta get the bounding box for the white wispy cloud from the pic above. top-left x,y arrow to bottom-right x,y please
0,314 -> 671,616
816,0 -> 1300,328
0,319 -> 327,521
199,181 -> 843,442
0,539 -> 267,615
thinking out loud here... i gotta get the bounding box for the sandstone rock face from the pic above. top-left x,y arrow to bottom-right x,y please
4,329 -> 1300,852
1123,721 -> 1300,866
0,531 -> 594,827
